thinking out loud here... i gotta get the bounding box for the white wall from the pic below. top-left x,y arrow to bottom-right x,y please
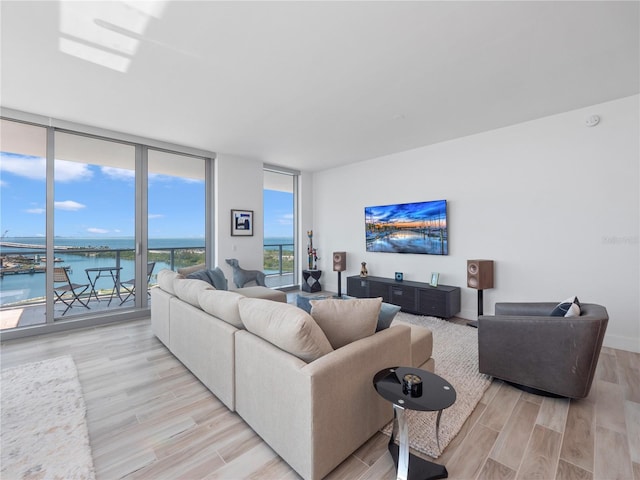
215,154 -> 265,286
311,95 -> 639,352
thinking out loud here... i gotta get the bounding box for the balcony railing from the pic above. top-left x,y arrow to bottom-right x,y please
1,243 -> 296,314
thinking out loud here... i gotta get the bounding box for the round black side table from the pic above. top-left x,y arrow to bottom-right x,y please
373,366 -> 456,480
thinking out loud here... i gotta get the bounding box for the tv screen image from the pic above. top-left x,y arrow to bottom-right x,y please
365,200 -> 448,255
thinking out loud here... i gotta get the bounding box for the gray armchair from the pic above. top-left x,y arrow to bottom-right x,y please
478,302 -> 608,398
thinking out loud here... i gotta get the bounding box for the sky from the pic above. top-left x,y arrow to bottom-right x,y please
1,152 -> 294,239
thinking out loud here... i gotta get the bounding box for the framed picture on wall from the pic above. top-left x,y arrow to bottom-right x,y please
231,209 -> 253,236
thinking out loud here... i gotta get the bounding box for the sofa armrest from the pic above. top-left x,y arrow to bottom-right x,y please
235,324 -> 412,480
494,302 -> 558,316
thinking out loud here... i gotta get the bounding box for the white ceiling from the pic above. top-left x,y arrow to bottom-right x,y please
1,1 -> 638,172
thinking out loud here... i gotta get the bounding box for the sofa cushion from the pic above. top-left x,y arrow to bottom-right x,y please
157,269 -> 184,295
186,267 -> 228,290
310,297 -> 381,349
238,298 -> 333,363
197,289 -> 245,328
550,296 -> 581,317
173,278 -> 212,307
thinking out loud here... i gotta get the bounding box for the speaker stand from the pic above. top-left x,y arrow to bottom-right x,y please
467,289 -> 484,328
336,271 -> 342,297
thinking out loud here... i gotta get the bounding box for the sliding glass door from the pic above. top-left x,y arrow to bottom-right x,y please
0,116 -> 212,335
263,169 -> 297,288
53,131 -> 136,318
0,120 -> 48,328
147,149 -> 206,277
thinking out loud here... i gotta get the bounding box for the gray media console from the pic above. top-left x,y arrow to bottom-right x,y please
346,275 -> 461,319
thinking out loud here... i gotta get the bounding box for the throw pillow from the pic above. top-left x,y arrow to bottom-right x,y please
550,296 -> 581,317
207,267 -> 229,291
238,298 -> 334,363
310,297 -> 381,349
298,295 -> 401,332
173,278 -> 212,307
186,267 -> 228,290
198,289 -> 244,328
377,302 -> 402,331
157,269 -> 184,295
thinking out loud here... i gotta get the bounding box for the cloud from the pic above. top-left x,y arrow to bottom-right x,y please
101,166 -> 134,180
55,200 -> 86,211
278,213 -> 294,225
26,208 -> 46,214
87,227 -> 109,234
0,153 -> 93,182
0,153 -> 46,180
55,160 -> 93,182
0,179 -> 8,188
148,213 -> 165,219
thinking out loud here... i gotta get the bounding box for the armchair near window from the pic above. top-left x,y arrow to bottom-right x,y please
478,302 -> 608,399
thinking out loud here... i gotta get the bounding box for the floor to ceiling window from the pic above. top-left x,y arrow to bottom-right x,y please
53,131 -> 136,318
147,149 -> 207,276
0,120 -> 48,329
263,168 -> 297,288
0,115 -> 213,336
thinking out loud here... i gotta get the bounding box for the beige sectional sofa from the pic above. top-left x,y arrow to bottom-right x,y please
150,269 -> 434,480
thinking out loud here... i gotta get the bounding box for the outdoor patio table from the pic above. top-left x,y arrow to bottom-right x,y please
85,266 -> 122,305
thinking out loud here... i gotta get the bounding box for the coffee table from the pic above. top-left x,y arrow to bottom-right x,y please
373,366 -> 456,480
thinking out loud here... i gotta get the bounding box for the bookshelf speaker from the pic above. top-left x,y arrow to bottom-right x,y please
467,260 -> 494,290
333,252 -> 347,272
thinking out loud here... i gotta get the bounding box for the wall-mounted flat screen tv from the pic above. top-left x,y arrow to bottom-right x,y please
365,200 -> 448,255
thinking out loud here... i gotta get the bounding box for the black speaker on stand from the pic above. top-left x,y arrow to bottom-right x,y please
333,252 -> 347,297
466,259 -> 494,327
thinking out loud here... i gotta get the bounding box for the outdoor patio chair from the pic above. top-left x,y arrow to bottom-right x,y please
120,262 -> 156,305
53,267 -> 90,316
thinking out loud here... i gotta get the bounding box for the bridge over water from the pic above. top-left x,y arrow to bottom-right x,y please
0,242 -> 75,250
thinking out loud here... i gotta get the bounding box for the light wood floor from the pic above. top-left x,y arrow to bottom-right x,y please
1,318 -> 638,480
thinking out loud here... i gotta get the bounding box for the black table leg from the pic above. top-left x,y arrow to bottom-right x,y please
389,404 -> 448,480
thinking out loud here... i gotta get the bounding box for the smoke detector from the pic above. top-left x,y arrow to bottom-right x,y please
585,115 -> 600,127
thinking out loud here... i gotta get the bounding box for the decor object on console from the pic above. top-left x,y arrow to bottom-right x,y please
395,272 -> 403,282
225,258 -> 266,288
231,209 -> 253,236
365,199 -> 448,255
360,261 -> 368,277
478,301 -> 608,398
430,272 -> 439,287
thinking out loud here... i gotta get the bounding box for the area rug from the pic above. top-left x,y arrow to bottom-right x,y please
1,355 -> 96,480
382,313 -> 492,458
